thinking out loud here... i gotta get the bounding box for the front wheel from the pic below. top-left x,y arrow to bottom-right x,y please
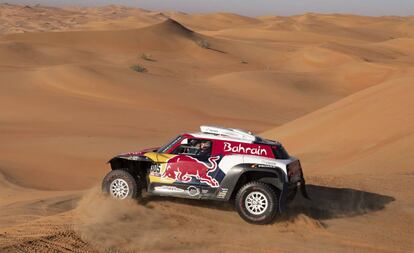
102,170 -> 139,199
235,182 -> 279,224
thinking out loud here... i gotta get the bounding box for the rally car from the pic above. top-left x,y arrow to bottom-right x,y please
102,126 -> 308,224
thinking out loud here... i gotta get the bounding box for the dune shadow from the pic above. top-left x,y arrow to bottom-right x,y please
284,184 -> 395,220
138,184 -> 395,222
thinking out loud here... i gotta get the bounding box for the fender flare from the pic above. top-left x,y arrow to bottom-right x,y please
218,163 -> 287,202
107,156 -> 154,190
108,155 -> 153,165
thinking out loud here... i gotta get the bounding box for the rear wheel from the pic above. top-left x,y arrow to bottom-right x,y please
235,181 -> 279,224
102,170 -> 139,199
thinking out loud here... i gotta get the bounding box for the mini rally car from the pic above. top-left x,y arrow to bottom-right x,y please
102,126 -> 308,224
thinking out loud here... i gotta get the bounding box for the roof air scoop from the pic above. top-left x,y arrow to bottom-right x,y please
200,125 -> 256,142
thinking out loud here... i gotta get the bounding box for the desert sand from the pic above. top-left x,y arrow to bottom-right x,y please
0,3 -> 413,252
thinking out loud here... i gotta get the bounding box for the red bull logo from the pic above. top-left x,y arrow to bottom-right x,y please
163,155 -> 220,187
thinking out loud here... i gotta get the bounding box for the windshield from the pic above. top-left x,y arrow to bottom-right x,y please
157,135 -> 182,153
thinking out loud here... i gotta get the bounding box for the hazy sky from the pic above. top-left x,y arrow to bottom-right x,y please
3,0 -> 414,16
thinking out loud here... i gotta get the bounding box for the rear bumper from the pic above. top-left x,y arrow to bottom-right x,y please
278,177 -> 309,212
299,179 -> 310,199
286,158 -> 308,199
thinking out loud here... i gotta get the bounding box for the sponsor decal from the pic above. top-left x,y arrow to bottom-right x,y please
223,142 -> 267,156
163,155 -> 220,187
150,164 -> 161,176
122,151 -> 141,156
256,164 -> 275,168
187,186 -> 200,196
217,188 -> 228,199
121,155 -> 140,161
154,186 -> 184,193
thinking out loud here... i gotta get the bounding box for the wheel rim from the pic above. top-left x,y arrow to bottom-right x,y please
245,191 -> 268,215
109,178 -> 130,199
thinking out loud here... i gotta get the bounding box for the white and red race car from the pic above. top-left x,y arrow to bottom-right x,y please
102,126 -> 308,224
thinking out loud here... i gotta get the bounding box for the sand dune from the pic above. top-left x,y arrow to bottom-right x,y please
0,3 -> 413,253
166,12 -> 262,31
263,72 -> 414,176
260,14 -> 409,42
0,3 -> 164,34
261,72 -> 414,252
1,19 -> 207,53
1,17 -> 354,190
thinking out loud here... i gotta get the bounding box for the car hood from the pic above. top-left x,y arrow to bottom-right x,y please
109,147 -> 160,162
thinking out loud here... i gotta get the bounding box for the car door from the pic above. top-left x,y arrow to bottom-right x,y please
148,138 -> 203,198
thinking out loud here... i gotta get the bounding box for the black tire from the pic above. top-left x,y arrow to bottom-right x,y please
235,181 -> 279,224
102,170 -> 139,199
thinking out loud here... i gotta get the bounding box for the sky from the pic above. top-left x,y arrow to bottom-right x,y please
2,0 -> 414,16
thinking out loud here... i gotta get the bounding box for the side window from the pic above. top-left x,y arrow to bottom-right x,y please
171,138 -> 212,157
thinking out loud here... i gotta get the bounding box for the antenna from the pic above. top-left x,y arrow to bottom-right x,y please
200,125 -> 256,142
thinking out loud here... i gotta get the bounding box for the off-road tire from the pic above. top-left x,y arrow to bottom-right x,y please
235,181 -> 279,224
102,170 -> 139,199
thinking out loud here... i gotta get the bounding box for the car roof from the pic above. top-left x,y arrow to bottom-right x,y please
185,125 -> 278,145
188,132 -> 253,143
